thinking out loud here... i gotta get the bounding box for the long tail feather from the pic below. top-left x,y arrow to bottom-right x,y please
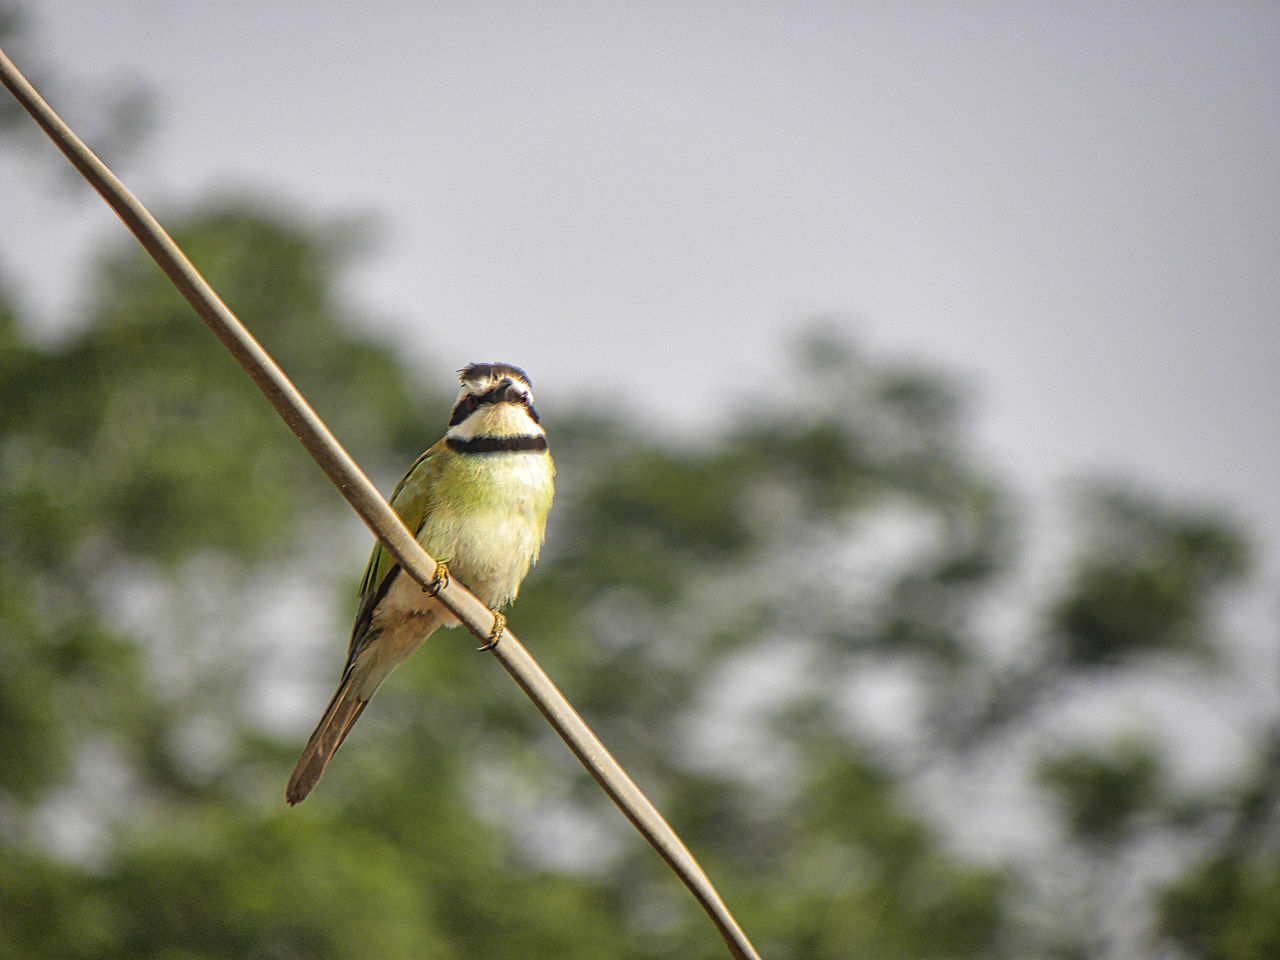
286,676 -> 370,805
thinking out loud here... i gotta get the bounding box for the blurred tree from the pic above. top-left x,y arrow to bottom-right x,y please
0,202 -> 1015,958
0,204 -> 451,958
1156,730 -> 1280,960
1036,737 -> 1166,848
0,199 -> 1273,960
1047,486 -> 1249,667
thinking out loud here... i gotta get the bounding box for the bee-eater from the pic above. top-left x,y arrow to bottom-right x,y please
286,363 -> 554,805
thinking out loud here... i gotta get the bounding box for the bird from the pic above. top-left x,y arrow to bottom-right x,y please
286,362 -> 555,805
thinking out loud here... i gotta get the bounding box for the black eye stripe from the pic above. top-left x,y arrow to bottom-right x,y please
447,394 -> 479,426
448,384 -> 535,426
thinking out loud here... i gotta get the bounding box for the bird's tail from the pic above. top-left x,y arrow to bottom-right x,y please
286,675 -> 369,805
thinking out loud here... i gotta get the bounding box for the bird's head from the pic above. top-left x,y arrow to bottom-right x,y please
447,362 -> 544,441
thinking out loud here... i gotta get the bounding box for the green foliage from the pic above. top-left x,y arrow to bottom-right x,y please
2,204 -> 428,567
567,445 -> 757,597
760,725 -> 1006,960
1048,486 -> 1249,666
1035,737 -> 1165,845
1156,733 -> 1280,960
1159,855 -> 1280,960
0,193 -> 1271,960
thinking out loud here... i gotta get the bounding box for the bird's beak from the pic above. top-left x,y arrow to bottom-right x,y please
493,378 -> 521,403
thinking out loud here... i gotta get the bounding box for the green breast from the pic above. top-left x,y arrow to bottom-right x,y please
418,449 -> 555,608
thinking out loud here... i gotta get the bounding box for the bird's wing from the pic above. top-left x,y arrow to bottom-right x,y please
345,439 -> 446,660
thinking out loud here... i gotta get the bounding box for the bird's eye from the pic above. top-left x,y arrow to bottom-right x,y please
448,394 -> 480,426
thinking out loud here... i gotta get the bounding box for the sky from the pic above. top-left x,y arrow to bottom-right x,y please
4,2 -> 1280,581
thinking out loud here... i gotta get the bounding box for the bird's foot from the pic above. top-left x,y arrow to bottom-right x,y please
477,611 -> 506,652
423,561 -> 450,596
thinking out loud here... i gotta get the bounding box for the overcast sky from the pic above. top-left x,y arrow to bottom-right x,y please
4,2 -> 1279,579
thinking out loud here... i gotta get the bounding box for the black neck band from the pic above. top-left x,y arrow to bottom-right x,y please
447,435 -> 548,455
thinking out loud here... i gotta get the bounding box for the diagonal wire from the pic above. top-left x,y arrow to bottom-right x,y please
0,47 -> 761,960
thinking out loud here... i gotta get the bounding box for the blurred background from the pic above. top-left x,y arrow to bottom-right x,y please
2,3 -> 1278,958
